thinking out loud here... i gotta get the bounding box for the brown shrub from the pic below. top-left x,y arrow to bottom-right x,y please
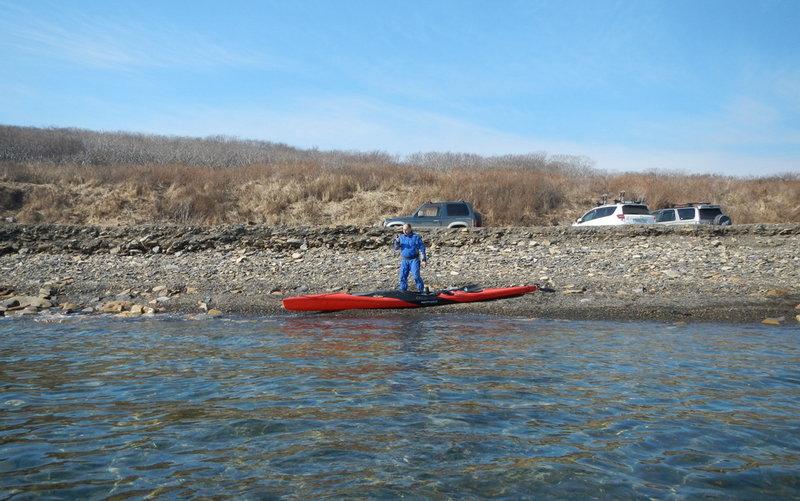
1,157 -> 798,226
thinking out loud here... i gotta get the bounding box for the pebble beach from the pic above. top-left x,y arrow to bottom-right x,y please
1,223 -> 799,324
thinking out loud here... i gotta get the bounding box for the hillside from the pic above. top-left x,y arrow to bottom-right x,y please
1,125 -> 798,226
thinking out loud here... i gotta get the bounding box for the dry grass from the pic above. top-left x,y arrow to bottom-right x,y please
1,161 -> 798,226
1,125 -> 798,226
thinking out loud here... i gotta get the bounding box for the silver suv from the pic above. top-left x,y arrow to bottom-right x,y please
652,203 -> 732,225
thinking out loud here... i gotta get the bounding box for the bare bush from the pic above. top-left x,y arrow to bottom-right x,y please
1,125 -> 797,226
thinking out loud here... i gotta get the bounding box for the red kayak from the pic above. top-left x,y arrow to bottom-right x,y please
282,284 -> 541,312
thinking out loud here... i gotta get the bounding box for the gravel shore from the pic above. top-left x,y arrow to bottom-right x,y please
2,223 -> 799,324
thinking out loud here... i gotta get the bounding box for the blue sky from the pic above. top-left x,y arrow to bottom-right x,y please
1,0 -> 798,176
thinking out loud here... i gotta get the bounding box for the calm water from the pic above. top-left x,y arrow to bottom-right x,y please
1,313 -> 799,500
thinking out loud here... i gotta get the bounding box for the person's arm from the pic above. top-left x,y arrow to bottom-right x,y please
417,235 -> 427,261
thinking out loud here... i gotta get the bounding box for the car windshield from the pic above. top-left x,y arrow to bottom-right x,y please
621,205 -> 650,215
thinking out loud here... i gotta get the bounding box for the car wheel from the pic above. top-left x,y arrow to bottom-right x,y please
713,214 -> 731,225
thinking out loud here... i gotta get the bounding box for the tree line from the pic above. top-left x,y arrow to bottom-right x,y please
0,125 -> 595,174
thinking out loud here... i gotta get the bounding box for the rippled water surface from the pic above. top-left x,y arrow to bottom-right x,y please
1,314 -> 799,499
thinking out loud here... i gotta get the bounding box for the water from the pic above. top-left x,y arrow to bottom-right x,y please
1,314 -> 799,500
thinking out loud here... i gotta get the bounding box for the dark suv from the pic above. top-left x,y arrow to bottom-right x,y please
382,201 -> 482,228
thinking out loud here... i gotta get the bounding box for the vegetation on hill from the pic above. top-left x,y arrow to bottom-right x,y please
1,125 -> 798,226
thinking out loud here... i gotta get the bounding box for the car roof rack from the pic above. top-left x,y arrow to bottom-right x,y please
670,202 -> 714,208
596,191 -> 644,206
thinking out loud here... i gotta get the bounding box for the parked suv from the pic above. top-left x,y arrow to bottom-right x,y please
652,203 -> 732,225
382,201 -> 482,228
572,192 -> 655,226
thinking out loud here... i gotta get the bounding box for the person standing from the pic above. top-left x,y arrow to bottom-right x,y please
393,223 -> 427,292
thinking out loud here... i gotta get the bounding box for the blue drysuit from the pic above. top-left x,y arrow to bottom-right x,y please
394,232 -> 427,291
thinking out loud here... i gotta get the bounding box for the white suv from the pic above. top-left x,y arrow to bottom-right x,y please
653,203 -> 732,225
573,193 -> 655,226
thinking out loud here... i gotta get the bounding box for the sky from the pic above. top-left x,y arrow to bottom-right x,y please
1,0 -> 799,177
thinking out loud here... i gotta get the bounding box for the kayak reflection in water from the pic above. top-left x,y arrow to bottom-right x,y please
393,223 -> 427,292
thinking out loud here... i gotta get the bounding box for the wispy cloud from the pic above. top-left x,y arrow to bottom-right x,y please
772,69 -> 800,120
3,4 -> 268,71
723,96 -> 781,128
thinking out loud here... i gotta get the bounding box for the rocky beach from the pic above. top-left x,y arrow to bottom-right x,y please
1,223 -> 799,324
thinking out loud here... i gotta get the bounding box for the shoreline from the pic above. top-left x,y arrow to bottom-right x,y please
2,223 -> 799,324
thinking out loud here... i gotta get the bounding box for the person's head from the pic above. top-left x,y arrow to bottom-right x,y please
402,223 -> 413,235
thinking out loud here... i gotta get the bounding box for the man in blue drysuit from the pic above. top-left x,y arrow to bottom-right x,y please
393,223 -> 427,292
